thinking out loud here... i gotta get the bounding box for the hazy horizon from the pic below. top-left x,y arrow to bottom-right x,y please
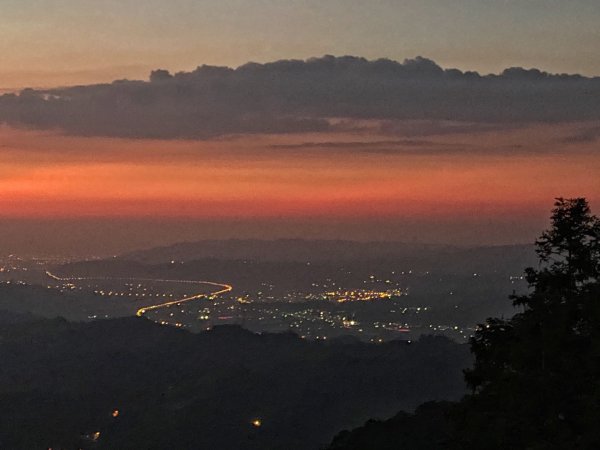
0,216 -> 546,258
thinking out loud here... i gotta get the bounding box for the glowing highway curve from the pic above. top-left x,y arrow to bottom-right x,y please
45,270 -> 233,318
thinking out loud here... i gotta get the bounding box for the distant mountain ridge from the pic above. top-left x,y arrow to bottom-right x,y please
121,239 -> 534,266
122,239 -> 447,263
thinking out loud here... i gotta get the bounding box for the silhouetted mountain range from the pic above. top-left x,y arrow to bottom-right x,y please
0,316 -> 470,449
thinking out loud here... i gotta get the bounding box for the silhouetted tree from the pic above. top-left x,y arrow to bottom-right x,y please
455,198 -> 600,449
326,199 -> 600,450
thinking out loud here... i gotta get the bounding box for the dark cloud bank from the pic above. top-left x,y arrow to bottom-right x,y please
1,55 -> 599,139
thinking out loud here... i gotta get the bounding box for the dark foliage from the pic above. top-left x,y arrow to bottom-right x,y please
328,198 -> 600,450
0,318 -> 469,449
327,401 -> 454,450
454,198 -> 600,449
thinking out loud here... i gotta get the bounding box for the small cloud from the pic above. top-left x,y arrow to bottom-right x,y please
268,138 -> 469,155
561,126 -> 600,144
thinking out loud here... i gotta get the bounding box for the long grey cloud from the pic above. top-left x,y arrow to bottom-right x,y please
0,55 -> 599,139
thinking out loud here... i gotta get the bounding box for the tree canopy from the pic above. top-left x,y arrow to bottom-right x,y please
327,198 -> 600,450
456,198 -> 600,449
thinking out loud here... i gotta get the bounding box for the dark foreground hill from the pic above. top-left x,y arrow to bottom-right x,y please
327,401 -> 454,450
0,315 -> 470,450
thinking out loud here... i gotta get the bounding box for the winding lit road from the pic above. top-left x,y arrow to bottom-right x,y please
45,270 -> 233,318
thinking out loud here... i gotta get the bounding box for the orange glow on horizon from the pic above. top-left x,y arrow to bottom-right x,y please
0,125 -> 598,221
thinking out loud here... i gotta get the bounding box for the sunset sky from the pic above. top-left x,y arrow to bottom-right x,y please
1,1 -> 599,255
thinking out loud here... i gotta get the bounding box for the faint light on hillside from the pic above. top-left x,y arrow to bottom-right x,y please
252,419 -> 262,427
